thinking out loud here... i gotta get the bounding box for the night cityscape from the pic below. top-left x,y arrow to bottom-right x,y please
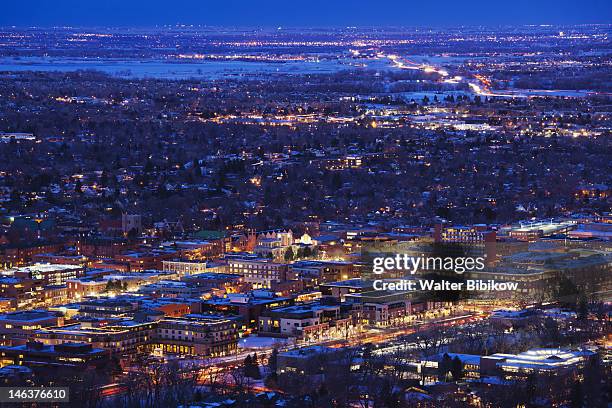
0,1 -> 610,407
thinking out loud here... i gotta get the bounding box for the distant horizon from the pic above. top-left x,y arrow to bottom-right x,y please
1,23 -> 611,30
3,0 -> 611,27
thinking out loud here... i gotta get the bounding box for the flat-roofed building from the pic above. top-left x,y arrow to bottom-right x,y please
32,254 -> 88,266
346,290 -> 412,327
419,348 -> 597,382
0,310 -> 63,346
0,277 -> 40,310
9,263 -> 85,286
435,224 -> 496,244
202,292 -> 293,331
289,260 -> 355,286
468,248 -> 612,300
0,341 -> 109,370
163,240 -> 225,259
434,224 -> 498,265
227,257 -> 287,289
567,223 -> 612,241
152,316 -> 238,357
77,299 -> 139,319
138,280 -> 209,299
0,242 -> 63,268
259,301 -> 356,342
163,260 -> 206,275
507,220 -> 576,242
181,272 -> 244,293
41,284 -> 68,306
34,319 -> 157,355
489,308 -> 541,328
66,277 -> 107,299
114,250 -> 177,272
163,260 -> 227,276
320,279 -> 374,301
277,345 -> 344,376
77,238 -> 135,259
488,348 -> 596,378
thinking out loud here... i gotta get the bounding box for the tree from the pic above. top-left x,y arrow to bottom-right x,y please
284,247 -> 294,262
438,353 -> 453,381
582,356 -> 606,407
105,280 -> 122,292
451,356 -> 463,381
144,158 -> 154,173
331,172 -> 342,190
99,170 -> 109,187
303,246 -> 312,258
296,247 -> 305,259
251,353 -> 262,379
542,317 -> 560,344
216,167 -> 226,190
243,354 -> 261,379
556,276 -> 579,308
127,227 -> 138,240
264,372 -> 278,389
268,348 -> 278,373
577,293 -> 589,320
243,354 -> 252,375
570,380 -> 583,408
524,372 -> 537,406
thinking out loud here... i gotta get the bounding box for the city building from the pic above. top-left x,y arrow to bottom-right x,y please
0,311 -> 63,346
506,220 -> 576,242
419,348 -> 597,382
259,301 -> 356,342
254,230 -> 294,259
202,292 -> 293,331
114,250 -> 177,272
277,345 -> 345,375
66,277 -> 108,299
163,260 -> 208,276
227,256 -> 288,289
0,341 -> 110,370
181,272 -> 244,293
0,242 -> 63,268
152,316 -> 238,357
469,248 -> 612,300
6,263 -> 85,286
138,280 -> 210,299
434,224 -> 497,265
346,291 -> 412,327
121,213 -> 142,236
289,260 -> 355,286
320,279 -> 374,301
34,319 -> 157,354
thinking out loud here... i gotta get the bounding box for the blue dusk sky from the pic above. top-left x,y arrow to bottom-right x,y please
1,0 -> 611,27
